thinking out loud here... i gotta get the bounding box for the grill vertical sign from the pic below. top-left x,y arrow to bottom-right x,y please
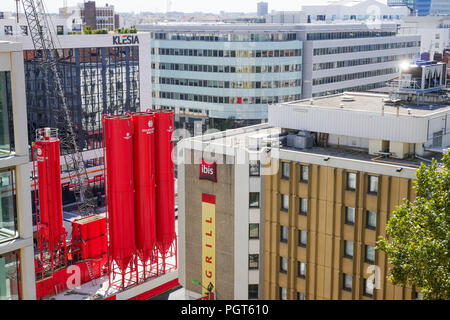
201,194 -> 216,297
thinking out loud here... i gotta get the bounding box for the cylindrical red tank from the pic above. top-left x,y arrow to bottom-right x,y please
154,110 -> 176,255
103,115 -> 136,272
35,128 -> 65,251
132,112 -> 157,263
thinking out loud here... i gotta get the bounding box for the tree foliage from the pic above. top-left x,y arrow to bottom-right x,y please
377,151 -> 450,299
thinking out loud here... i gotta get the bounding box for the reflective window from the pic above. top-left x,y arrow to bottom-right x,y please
249,223 -> 259,239
249,161 -> 260,176
368,176 -> 379,194
364,278 -> 374,297
298,292 -> 306,300
249,254 -> 259,270
299,198 -> 308,215
300,165 -> 308,182
281,194 -> 289,211
298,230 -> 307,247
280,226 -> 288,243
343,273 -> 353,291
281,162 -> 290,179
347,172 -> 357,190
345,207 -> 355,225
298,261 -> 306,278
280,257 -> 288,273
344,240 -> 354,258
249,192 -> 260,208
0,251 -> 20,300
0,169 -> 17,243
365,245 -> 376,264
248,284 -> 258,300
0,72 -> 13,157
366,211 -> 377,230
279,287 -> 287,300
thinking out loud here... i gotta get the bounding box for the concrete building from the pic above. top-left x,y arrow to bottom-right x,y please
60,1 -> 122,31
177,62 -> 449,300
0,40 -> 35,300
266,12 -> 306,24
388,0 -> 450,17
399,15 -> 450,58
302,0 -> 409,23
257,2 -> 269,17
140,22 -> 420,131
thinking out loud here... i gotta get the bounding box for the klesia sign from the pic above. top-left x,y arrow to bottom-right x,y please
113,35 -> 139,45
199,159 -> 217,183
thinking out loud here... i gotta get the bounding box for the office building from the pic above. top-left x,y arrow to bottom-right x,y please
140,22 -> 419,130
266,12 -> 306,24
178,61 -> 449,300
0,40 -> 35,300
60,1 -> 122,31
257,2 -> 269,17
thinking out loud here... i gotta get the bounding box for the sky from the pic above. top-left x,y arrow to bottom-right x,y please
1,0 -> 388,14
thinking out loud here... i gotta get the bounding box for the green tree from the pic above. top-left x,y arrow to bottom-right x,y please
83,25 -> 92,34
377,151 -> 450,300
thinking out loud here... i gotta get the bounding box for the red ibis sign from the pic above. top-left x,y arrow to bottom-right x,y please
199,159 -> 217,183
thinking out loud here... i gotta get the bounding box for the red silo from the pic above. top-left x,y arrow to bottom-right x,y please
154,110 -> 176,256
35,128 -> 66,252
103,115 -> 136,273
131,112 -> 157,264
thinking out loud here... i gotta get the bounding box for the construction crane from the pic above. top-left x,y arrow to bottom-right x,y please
21,0 -> 97,217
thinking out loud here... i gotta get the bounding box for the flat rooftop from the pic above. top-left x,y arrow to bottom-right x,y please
283,92 -> 450,117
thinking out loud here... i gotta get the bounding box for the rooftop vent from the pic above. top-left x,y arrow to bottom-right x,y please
341,95 -> 355,102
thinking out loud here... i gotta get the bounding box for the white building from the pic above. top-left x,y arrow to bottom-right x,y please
302,0 -> 408,23
266,11 -> 306,24
399,15 -> 450,58
0,40 -> 36,300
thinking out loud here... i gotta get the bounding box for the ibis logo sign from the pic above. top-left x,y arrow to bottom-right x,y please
113,35 -> 139,45
199,159 -> 217,183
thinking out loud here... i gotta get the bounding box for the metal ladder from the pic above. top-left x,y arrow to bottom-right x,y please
85,261 -> 97,286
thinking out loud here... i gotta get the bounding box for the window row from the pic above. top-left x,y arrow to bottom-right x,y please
153,77 -> 302,89
152,32 -> 297,42
280,257 -> 307,279
345,207 -> 377,230
153,62 -> 302,73
344,241 -> 376,263
279,287 -> 307,300
313,41 -> 420,56
312,68 -> 398,86
307,30 -> 396,41
312,54 -> 414,71
3,25 -> 28,36
281,162 -> 309,181
280,226 -> 307,247
346,172 -> 379,194
280,194 -> 308,215
153,91 -> 302,105
152,48 -> 302,58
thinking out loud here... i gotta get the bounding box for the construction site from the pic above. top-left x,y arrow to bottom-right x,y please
12,0 -> 178,300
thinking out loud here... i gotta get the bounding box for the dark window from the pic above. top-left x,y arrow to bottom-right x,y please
298,292 -> 306,300
249,161 -> 260,176
365,245 -> 375,264
280,257 -> 288,273
280,226 -> 288,243
299,198 -> 308,215
363,279 -> 374,297
249,254 -> 259,270
366,211 -> 377,230
249,192 -> 260,208
345,207 -> 355,225
282,162 -> 290,179
248,284 -> 258,299
343,274 -> 352,291
249,223 -> 259,239
300,165 -> 308,182
298,230 -> 307,247
344,240 -> 354,258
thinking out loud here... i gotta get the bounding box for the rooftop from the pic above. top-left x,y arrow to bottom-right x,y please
286,91 -> 450,117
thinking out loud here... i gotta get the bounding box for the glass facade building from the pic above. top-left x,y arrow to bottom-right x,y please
149,28 -> 303,129
24,46 -> 140,150
0,72 -> 14,157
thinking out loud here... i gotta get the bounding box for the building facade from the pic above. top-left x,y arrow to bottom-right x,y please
257,2 -> 269,17
0,40 -> 35,300
139,23 -> 420,130
178,76 -> 449,299
60,1 -> 122,31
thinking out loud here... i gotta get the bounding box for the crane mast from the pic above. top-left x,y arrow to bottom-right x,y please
22,0 -> 97,217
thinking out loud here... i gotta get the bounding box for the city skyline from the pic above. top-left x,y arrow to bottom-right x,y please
1,0 -> 389,14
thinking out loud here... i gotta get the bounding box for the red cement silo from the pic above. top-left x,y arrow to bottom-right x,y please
132,112 -> 157,263
35,128 -> 65,252
154,110 -> 176,255
103,115 -> 136,272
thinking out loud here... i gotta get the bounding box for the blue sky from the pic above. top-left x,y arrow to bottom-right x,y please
1,0 -> 387,14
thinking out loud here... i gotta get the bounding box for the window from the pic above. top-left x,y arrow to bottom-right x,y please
365,245 -> 375,264
249,192 -> 260,208
363,279 -> 374,297
0,72 -> 13,157
280,257 -> 288,273
346,172 -> 356,190
368,176 -> 378,194
280,226 -> 288,243
344,240 -> 354,258
20,26 -> 28,36
366,211 -> 377,230
249,161 -> 260,176
298,292 -> 306,300
343,274 -> 352,291
0,251 -> 20,300
281,194 -> 289,211
298,230 -> 307,247
279,287 -> 287,300
299,198 -> 308,215
345,207 -> 355,225
282,162 -> 290,179
249,223 -> 259,239
249,254 -> 259,270
0,169 -> 17,243
4,26 -> 13,36
298,261 -> 306,278
300,165 -> 308,182
248,284 -> 258,299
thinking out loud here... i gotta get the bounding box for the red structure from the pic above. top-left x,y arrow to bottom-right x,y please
103,115 -> 138,289
71,215 -> 107,261
33,128 -> 67,277
154,111 -> 176,273
132,112 -> 157,279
